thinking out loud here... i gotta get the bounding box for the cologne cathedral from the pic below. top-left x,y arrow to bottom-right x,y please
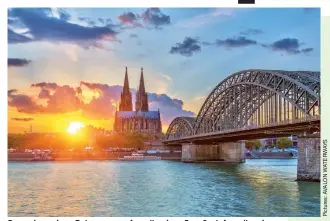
114,67 -> 162,136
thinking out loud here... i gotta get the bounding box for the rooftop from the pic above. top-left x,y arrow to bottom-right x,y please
116,111 -> 160,119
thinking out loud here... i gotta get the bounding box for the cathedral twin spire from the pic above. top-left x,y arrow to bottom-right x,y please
119,67 -> 149,112
136,67 -> 149,112
119,67 -> 133,111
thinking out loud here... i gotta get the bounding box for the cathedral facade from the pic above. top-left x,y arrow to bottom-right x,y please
114,67 -> 162,136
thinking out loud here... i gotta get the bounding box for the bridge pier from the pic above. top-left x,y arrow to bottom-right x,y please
181,141 -> 245,163
297,136 -> 320,182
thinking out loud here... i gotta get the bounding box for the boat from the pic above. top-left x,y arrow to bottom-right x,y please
32,150 -> 54,161
118,153 -> 161,161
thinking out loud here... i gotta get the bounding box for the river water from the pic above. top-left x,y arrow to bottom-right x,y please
8,159 -> 320,217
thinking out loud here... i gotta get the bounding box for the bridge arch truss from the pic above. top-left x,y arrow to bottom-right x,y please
194,69 -> 320,135
165,117 -> 196,140
165,69 -> 320,140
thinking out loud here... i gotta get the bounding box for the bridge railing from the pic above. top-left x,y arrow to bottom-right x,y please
166,115 -> 320,141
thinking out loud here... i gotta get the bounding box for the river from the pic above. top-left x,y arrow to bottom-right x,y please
8,159 -> 320,217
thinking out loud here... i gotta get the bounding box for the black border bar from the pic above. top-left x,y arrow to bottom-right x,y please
238,0 -> 255,4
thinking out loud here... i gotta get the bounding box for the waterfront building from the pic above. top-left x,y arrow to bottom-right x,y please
290,135 -> 298,147
114,67 -> 162,137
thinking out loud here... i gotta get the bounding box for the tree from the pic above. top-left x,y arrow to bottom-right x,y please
8,133 -> 28,150
8,134 -> 19,149
276,137 -> 292,149
126,133 -> 146,149
245,139 -> 261,150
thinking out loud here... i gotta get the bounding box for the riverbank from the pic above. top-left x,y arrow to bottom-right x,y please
244,151 -> 295,159
8,152 -> 182,161
8,151 -> 297,162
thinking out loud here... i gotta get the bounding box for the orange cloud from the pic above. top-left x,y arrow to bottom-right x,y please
8,81 -> 195,133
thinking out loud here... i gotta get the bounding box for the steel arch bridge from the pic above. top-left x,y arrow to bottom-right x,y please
165,69 -> 320,141
166,117 -> 196,140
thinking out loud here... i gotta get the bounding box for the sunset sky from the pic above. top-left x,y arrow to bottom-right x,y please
8,8 -> 320,133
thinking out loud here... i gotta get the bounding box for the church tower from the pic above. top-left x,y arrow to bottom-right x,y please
135,68 -> 149,112
114,67 -> 162,136
119,67 -> 133,111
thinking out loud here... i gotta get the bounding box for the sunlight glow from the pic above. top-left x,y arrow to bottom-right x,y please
67,122 -> 84,134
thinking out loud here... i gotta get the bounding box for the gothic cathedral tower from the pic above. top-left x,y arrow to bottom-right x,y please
114,67 -> 162,136
119,67 -> 133,111
135,68 -> 149,112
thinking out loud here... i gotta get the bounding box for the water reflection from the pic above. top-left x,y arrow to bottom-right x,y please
8,159 -> 319,217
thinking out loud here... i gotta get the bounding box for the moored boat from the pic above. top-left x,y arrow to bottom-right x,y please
118,153 -> 161,161
8,149 -> 54,161
32,150 -> 54,161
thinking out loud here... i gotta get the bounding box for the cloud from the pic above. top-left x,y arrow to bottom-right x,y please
117,8 -> 170,30
8,90 -> 45,113
214,36 -> 258,48
79,81 -> 195,124
203,36 -> 257,49
31,82 -> 82,113
263,38 -> 314,55
38,88 -> 52,99
170,37 -> 201,57
78,16 -> 96,26
78,16 -> 114,27
141,8 -> 170,29
11,117 -> 34,121
8,58 -> 31,67
8,28 -> 33,44
240,28 -> 263,36
31,82 -> 58,90
147,93 -> 195,125
46,85 -> 82,113
8,81 -> 195,128
8,89 -> 18,96
8,83 -> 82,114
176,8 -> 237,28
8,17 -> 17,26
80,81 -> 119,119
8,8 -> 119,49
75,86 -> 82,96
53,8 -> 71,21
201,41 -> 213,46
98,18 -> 105,24
203,35 -> 314,55
118,12 -> 142,27
301,48 -> 314,53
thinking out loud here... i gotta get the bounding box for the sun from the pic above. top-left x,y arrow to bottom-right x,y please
67,122 -> 85,134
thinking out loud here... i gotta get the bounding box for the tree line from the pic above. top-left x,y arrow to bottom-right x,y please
8,130 -> 160,152
245,137 -> 294,150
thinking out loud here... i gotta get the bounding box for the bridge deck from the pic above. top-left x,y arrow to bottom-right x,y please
164,117 -> 319,145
